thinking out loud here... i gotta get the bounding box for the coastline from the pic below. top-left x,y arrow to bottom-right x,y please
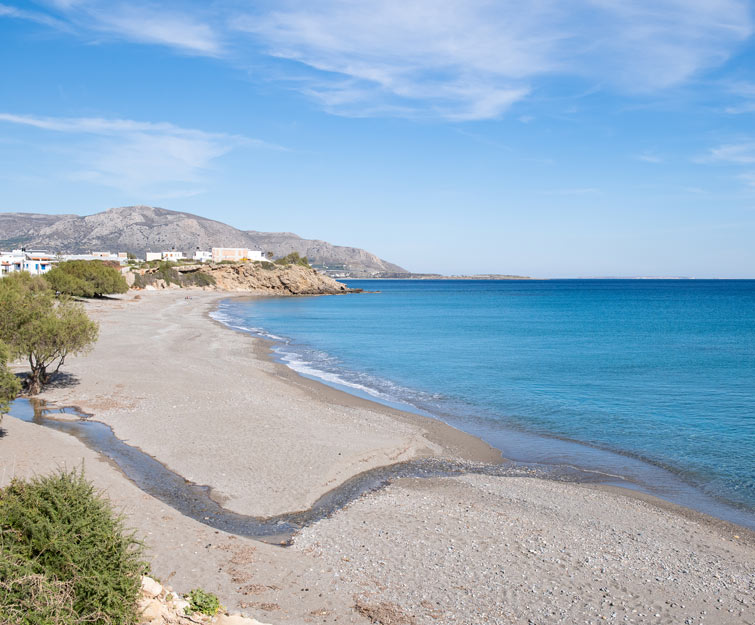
2,289 -> 753,624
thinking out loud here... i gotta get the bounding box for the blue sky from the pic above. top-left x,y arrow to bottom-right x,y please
1,0 -> 755,277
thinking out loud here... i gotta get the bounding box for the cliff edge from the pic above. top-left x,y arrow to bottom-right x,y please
131,262 -> 357,295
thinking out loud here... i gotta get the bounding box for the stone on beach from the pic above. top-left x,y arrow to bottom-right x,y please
140,575 -> 163,598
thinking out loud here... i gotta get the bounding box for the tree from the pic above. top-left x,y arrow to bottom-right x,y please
0,273 -> 99,394
44,260 -> 128,297
0,341 -> 21,417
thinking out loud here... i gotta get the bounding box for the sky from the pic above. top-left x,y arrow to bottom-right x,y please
1,1 -> 755,277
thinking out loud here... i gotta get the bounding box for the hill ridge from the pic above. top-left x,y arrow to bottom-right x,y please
0,206 -> 407,276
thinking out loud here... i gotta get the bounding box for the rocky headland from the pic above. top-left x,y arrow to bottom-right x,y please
129,262 -> 358,295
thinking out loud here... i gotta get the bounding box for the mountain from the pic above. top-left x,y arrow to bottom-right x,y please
0,206 -> 407,276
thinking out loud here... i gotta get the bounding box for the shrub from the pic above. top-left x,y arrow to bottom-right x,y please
0,469 -> 148,625
44,260 -> 128,297
180,271 -> 215,288
274,252 -> 310,267
185,588 -> 221,616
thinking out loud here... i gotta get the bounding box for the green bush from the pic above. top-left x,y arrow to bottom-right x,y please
180,271 -> 216,287
185,588 -> 221,616
0,469 -> 148,625
274,252 -> 310,267
44,261 -> 128,298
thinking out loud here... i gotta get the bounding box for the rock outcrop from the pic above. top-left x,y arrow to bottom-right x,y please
135,262 -> 358,295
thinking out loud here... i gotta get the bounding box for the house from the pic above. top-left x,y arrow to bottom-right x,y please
211,247 -> 265,263
145,251 -> 184,262
0,249 -> 56,276
193,250 -> 213,262
61,252 -> 129,264
23,252 -> 56,275
0,251 -> 25,275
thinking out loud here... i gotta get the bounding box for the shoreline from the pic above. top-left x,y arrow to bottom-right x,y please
212,295 -> 755,533
3,289 -> 753,623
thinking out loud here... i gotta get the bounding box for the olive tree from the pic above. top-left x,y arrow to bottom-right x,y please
0,341 -> 21,417
44,260 -> 128,297
0,273 -> 98,395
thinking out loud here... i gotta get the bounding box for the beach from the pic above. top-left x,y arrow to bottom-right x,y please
2,290 -> 753,624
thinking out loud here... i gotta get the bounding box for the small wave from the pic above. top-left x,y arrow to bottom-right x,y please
278,351 -> 396,401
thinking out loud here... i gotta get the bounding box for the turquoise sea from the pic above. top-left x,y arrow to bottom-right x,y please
212,279 -> 755,528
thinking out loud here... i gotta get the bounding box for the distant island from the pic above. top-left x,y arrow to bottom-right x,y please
347,273 -> 533,280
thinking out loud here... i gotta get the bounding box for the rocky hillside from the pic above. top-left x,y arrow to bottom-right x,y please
132,262 -> 358,295
0,206 -> 407,276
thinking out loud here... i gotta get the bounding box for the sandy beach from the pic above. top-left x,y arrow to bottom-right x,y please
1,290 -> 753,624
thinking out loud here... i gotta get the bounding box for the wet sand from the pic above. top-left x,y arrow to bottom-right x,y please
1,290 -> 753,624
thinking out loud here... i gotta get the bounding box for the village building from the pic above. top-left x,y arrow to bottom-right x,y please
145,251 -> 184,262
211,247 -> 265,263
0,249 -> 56,276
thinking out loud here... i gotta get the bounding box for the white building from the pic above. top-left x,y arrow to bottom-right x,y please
211,247 -> 265,263
193,250 -> 213,262
0,250 -> 56,276
145,251 -> 184,262
0,251 -> 24,275
60,252 -> 129,264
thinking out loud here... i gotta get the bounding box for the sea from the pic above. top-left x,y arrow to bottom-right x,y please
211,279 -> 755,529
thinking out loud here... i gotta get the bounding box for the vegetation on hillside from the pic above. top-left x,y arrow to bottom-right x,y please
44,260 -> 128,298
274,251 -> 311,267
132,261 -> 216,289
0,273 -> 98,394
0,469 -> 147,625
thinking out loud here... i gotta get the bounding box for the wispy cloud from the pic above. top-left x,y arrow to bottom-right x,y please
724,81 -> 755,114
19,1 -> 224,56
83,5 -> 223,56
9,0 -> 754,121
636,152 -> 664,164
232,0 -> 753,120
708,142 -> 755,164
0,2 -> 70,30
0,113 -> 276,196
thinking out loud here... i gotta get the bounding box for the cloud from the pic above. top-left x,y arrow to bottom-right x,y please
25,1 -> 224,55
232,0 -> 753,119
12,0 -> 755,120
724,81 -> 755,114
0,2 -> 70,30
708,142 -> 755,164
84,6 -> 223,56
0,113 -> 275,196
636,153 -> 664,163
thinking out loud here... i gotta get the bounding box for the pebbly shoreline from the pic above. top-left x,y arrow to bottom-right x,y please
1,290 -> 753,624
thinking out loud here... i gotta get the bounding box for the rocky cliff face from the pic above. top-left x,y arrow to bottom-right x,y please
136,263 -> 357,295
0,206 -> 407,275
